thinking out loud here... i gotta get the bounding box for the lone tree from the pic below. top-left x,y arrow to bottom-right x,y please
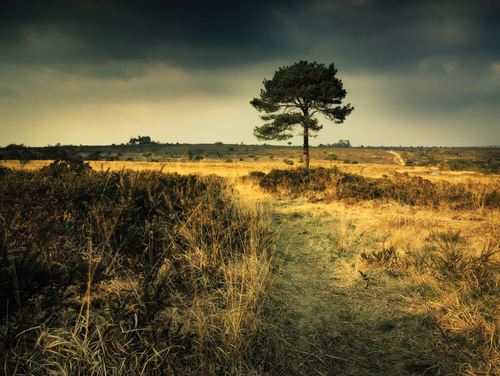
251,61 -> 353,169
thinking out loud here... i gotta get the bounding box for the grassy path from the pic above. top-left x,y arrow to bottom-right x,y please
265,199 -> 440,376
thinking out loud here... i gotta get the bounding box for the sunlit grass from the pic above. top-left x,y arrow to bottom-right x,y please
0,166 -> 274,375
1,158 -> 496,184
1,158 -> 498,374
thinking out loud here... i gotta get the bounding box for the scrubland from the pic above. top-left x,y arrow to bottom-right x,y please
248,166 -> 499,375
0,158 -> 497,183
0,162 -> 273,375
0,157 -> 498,375
2,144 -> 497,173
266,199 -> 499,375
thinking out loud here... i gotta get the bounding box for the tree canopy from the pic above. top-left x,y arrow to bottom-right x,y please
251,60 -> 353,168
129,135 -> 153,145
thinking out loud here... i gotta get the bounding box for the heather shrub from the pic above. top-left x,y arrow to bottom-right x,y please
0,169 -> 273,374
253,167 -> 499,209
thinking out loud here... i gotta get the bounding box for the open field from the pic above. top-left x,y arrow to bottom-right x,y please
1,157 -> 499,375
1,144 -> 499,172
1,157 -> 498,184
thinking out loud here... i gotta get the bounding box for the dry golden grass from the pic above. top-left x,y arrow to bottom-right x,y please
1,159 -> 498,374
265,197 -> 498,374
1,158 -> 497,184
0,167 -> 275,375
237,162 -> 497,374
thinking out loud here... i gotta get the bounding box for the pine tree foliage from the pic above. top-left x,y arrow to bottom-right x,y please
251,60 -> 353,168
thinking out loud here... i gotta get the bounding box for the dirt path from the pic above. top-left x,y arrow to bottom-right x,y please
388,150 -> 406,166
265,200 -> 439,376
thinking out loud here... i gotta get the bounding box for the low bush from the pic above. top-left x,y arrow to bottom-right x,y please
0,168 -> 273,374
41,158 -> 92,176
359,226 -> 499,373
415,232 -> 499,372
252,167 -> 499,209
248,170 -> 266,180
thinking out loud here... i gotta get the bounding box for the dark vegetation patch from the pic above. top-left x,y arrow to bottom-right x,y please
446,158 -> 500,172
250,167 -> 499,209
0,161 -> 270,374
402,148 -> 499,172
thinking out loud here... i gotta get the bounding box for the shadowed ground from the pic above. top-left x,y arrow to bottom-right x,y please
264,200 -> 444,376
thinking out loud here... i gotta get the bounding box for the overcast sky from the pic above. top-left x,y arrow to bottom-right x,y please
1,0 -> 499,147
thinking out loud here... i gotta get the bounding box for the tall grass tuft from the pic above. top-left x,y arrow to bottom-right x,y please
0,162 -> 274,375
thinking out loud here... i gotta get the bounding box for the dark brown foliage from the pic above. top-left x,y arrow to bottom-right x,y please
0,167 -> 265,374
251,167 -> 499,209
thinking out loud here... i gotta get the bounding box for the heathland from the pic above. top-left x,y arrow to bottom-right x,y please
0,145 -> 498,375
1,143 -> 499,173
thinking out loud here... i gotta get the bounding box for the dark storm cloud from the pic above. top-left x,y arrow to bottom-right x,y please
291,0 -> 500,72
1,0 -> 498,76
0,0 -> 302,72
0,0 -> 498,147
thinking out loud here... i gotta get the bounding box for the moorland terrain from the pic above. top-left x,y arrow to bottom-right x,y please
0,144 -> 498,375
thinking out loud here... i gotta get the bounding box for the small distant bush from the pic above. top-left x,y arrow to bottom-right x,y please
248,171 -> 266,180
87,150 -> 102,160
283,159 -> 294,166
0,166 -> 12,177
41,159 -> 92,176
19,159 -> 31,167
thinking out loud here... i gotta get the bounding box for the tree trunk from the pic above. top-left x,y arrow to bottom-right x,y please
303,126 -> 310,169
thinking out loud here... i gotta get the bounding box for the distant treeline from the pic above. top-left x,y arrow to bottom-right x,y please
318,139 -> 351,148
